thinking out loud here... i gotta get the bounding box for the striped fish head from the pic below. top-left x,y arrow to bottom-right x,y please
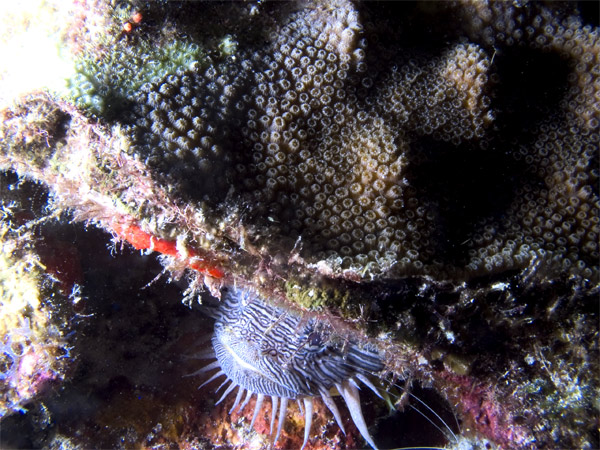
205,286 -> 384,449
213,286 -> 335,398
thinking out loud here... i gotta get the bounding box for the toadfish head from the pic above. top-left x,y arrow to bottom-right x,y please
195,286 -> 384,449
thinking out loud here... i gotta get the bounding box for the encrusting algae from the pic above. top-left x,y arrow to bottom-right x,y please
0,1 -> 598,449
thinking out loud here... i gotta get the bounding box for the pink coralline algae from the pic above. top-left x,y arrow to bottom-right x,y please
0,314 -> 71,418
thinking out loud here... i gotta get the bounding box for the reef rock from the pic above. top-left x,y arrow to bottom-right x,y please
0,1 -> 598,449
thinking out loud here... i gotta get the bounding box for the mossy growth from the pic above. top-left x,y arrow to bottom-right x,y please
285,275 -> 352,311
0,94 -> 70,170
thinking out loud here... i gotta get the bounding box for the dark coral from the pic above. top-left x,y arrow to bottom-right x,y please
129,0 -> 598,285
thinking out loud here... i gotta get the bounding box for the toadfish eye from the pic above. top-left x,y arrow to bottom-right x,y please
307,332 -> 322,347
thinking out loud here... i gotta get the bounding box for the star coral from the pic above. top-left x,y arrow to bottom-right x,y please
126,0 -> 598,286
0,0 -> 598,449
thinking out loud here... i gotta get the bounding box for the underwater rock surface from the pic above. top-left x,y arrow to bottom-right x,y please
0,173 -> 75,420
0,1 -> 598,449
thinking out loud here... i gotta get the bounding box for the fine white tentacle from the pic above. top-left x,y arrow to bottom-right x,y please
250,393 -> 265,429
273,397 -> 289,445
337,380 -> 379,450
301,397 -> 314,450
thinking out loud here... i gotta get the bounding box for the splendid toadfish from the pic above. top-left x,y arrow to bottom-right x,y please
193,286 -> 384,449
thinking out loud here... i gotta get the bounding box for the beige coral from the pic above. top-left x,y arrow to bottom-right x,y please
127,0 -> 598,285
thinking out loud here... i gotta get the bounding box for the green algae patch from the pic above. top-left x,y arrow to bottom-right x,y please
66,39 -> 207,120
285,276 -> 353,312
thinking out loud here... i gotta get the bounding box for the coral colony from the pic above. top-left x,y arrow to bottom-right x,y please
0,1 -> 598,449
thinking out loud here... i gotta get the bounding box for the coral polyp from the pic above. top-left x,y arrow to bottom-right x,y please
197,286 -> 383,449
